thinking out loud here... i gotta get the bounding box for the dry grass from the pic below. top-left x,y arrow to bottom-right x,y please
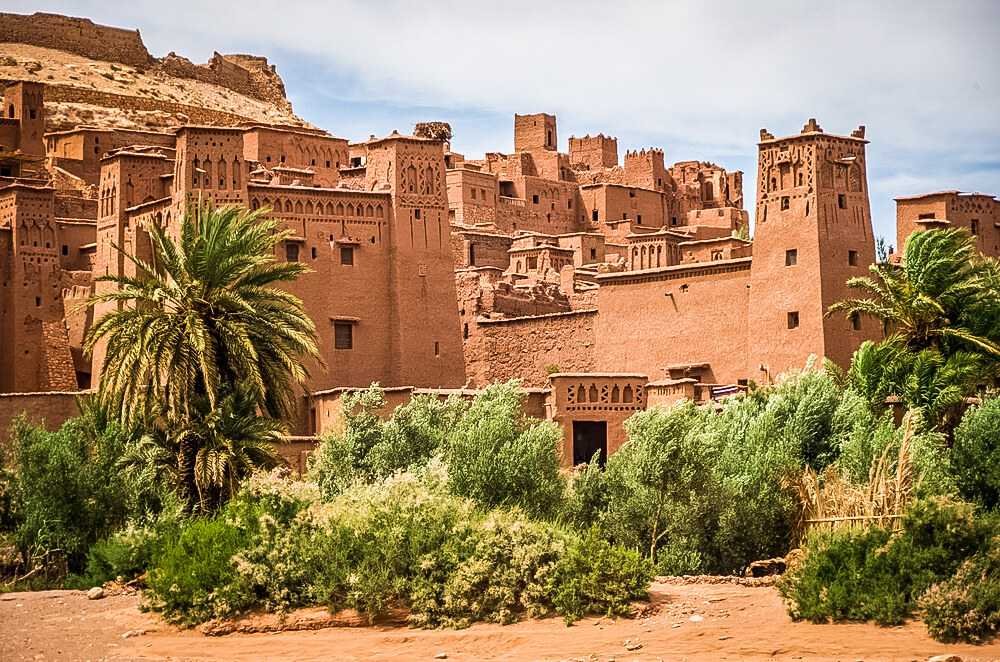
784,417 -> 916,542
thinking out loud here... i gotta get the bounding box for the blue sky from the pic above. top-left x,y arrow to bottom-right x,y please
8,0 -> 999,244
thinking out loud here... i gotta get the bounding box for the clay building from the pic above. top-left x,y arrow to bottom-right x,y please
895,190 -> 1000,257
0,51 -> 977,471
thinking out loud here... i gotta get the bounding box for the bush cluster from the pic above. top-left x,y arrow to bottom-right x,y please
778,497 -> 1000,640
143,471 -> 653,627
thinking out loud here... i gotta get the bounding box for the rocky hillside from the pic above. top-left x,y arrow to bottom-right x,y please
0,12 -> 309,133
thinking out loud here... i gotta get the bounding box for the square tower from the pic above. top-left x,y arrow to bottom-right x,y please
3,81 -> 45,157
514,113 -> 557,152
748,120 -> 876,375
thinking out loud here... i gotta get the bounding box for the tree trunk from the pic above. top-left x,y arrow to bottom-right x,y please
177,433 -> 198,514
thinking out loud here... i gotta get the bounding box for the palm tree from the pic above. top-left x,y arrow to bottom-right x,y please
827,228 -> 1000,358
84,200 -> 321,510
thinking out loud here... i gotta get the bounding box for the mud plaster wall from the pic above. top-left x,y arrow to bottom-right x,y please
465,310 -> 597,388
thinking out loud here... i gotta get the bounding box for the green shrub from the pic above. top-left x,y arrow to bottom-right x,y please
144,517 -> 253,625
920,543 -> 1000,643
777,526 -> 909,624
951,396 -> 1000,510
778,497 -> 995,626
5,416 -> 131,571
447,381 -> 567,520
549,526 -> 654,624
71,500 -> 184,588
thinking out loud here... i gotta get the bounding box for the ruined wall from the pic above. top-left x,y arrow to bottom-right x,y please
0,12 -> 152,68
43,85 -> 257,126
0,391 -> 84,444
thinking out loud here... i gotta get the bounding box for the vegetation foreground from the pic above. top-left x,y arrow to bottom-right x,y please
1,210 -> 1000,646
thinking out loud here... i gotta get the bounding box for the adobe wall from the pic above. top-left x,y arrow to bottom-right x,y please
0,13 -> 152,68
896,192 -> 1000,258
463,309 -> 597,388
43,85 -> 257,127
547,373 -> 647,464
0,391 -> 84,445
594,258 -> 753,385
451,230 -> 511,269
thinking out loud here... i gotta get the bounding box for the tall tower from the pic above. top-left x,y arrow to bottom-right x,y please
3,81 -> 45,157
363,132 -> 466,387
747,119 -> 877,376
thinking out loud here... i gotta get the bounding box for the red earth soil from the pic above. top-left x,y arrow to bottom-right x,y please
1,580 -> 997,661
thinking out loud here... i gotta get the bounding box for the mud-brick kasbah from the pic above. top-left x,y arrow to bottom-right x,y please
1,12 -> 998,470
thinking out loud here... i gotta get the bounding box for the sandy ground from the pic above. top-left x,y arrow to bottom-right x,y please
1,581 -> 997,662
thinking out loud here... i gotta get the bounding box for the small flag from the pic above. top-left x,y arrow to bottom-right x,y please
711,384 -> 739,400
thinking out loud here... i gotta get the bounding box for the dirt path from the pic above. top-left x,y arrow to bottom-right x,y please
2,581 -> 997,661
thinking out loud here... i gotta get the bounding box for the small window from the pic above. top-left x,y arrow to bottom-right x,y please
532,194 -> 539,204
434,341 -> 440,356
481,189 -> 486,200
285,242 -> 299,262
851,312 -> 861,331
311,246 -> 317,260
971,219 -> 979,235
61,245 -> 68,256
527,256 -> 538,270
637,214 -> 642,223
785,249 -> 797,266
334,323 -> 353,350
266,156 -> 271,162
471,188 -> 477,200
35,296 -> 40,307
838,194 -> 847,209
787,311 -> 799,329
590,248 -> 597,260
592,210 -> 598,222
340,245 -> 354,266
670,217 -> 678,226
469,243 -> 476,266
414,209 -> 421,220
805,201 -> 810,216
463,323 -> 469,339
918,212 -> 935,220
326,160 -> 331,167
781,196 -> 790,211
29,108 -> 36,119
848,250 -> 858,266
711,250 -> 723,260
568,199 -> 573,209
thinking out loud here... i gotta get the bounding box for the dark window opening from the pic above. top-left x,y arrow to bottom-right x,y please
572,420 -> 607,466
340,245 -> 354,266
29,108 -> 36,119
785,249 -> 797,266
670,216 -> 678,226
34,297 -> 40,307
851,312 -> 861,331
592,210 -> 598,222
334,322 -> 353,350
311,246 -> 317,260
414,209 -> 421,220
848,250 -> 858,266
468,243 -> 476,266
532,194 -> 539,204
918,212 -> 935,220
463,323 -> 469,339
285,242 -> 299,262
781,196 -> 790,211
590,248 -> 597,260
547,130 -> 553,146
972,219 -> 980,235
434,341 -> 440,356
637,214 -> 642,223
326,160 -> 331,167
838,194 -> 847,209
61,245 -> 68,255
805,201 -> 810,216
787,311 -> 799,329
